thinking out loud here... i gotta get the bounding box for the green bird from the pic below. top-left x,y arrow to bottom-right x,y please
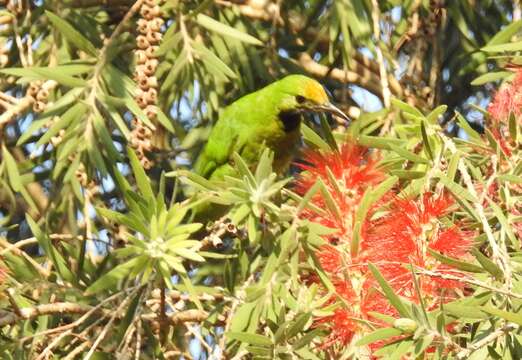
194,74 -> 349,180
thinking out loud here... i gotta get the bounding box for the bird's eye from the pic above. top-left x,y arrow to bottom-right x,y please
295,95 -> 306,104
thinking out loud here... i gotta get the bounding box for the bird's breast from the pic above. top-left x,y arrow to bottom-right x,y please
278,110 -> 302,133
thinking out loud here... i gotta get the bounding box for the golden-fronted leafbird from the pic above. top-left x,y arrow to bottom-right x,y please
194,74 -> 349,179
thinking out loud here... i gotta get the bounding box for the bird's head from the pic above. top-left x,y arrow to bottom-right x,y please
274,74 -> 350,123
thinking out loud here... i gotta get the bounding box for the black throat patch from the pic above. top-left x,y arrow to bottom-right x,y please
279,110 -> 302,132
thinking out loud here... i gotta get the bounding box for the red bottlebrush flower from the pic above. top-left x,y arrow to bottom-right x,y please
317,307 -> 359,348
486,67 -> 522,155
363,193 -> 473,304
312,193 -> 473,352
298,145 -> 474,354
296,144 -> 385,192
487,67 -> 522,124
295,144 -> 388,243
317,245 -> 343,274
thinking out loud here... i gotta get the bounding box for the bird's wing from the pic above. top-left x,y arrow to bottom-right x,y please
194,90 -> 273,179
194,107 -> 239,178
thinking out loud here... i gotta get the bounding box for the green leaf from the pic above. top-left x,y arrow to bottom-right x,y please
96,207 -> 148,235
230,301 -> 257,332
161,49 -> 189,91
254,149 -> 274,182
179,273 -> 204,310
306,250 -> 336,294
301,124 -> 331,151
37,102 -> 87,146
194,42 -> 236,79
124,98 -> 156,130
319,115 -> 338,152
498,174 -> 522,184
443,303 -> 488,320
426,105 -> 447,124
0,65 -> 91,87
292,328 -> 325,350
16,119 -> 49,146
92,108 -> 121,162
226,332 -> 273,346
26,215 -> 75,283
487,19 -> 522,46
389,339 -> 414,360
114,288 -> 144,344
509,112 -> 518,143
106,105 -> 131,139
356,327 -> 403,346
447,151 -> 460,180
156,108 -> 176,134
2,252 -> 41,281
127,147 -> 154,200
45,10 -> 97,55
286,312 -> 312,340
487,197 -> 518,244
317,179 -> 342,224
368,263 -> 411,318
389,170 -> 426,179
481,306 -> 522,326
2,146 -> 23,192
420,121 -> 434,160
456,112 -> 483,142
172,248 -> 205,262
471,71 -> 512,86
85,256 -> 143,295
195,14 -> 263,46
482,41 -> 522,53
471,248 -> 503,281
388,144 -> 430,164
357,135 -> 404,150
413,334 -> 435,356
156,30 -> 182,56
427,249 -> 484,273
436,173 -> 478,203
391,98 -> 423,117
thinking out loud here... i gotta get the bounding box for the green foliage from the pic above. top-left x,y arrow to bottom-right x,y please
0,0 -> 521,359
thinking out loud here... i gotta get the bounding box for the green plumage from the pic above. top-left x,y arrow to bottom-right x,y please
194,74 -> 342,180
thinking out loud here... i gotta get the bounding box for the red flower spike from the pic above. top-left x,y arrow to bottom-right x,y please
317,245 -> 343,274
488,68 -> 522,124
363,193 -> 473,304
298,145 -> 474,354
317,307 -> 358,348
295,144 -> 388,243
486,67 -> 522,155
310,192 -> 474,351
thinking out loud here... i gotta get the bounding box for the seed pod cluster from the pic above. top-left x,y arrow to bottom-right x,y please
130,0 -> 164,170
75,162 -> 99,196
26,80 -> 49,114
27,80 -> 64,144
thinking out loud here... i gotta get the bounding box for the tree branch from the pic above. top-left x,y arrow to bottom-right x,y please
0,96 -> 34,127
455,323 -> 518,359
297,53 -> 384,99
0,302 -> 92,327
217,0 -> 404,99
65,0 -> 133,7
370,0 -> 391,107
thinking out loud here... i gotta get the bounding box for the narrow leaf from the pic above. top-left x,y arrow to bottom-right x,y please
195,14 -> 263,46
45,11 -> 97,55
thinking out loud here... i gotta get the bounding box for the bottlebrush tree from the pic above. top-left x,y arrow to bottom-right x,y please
0,1 -> 522,359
